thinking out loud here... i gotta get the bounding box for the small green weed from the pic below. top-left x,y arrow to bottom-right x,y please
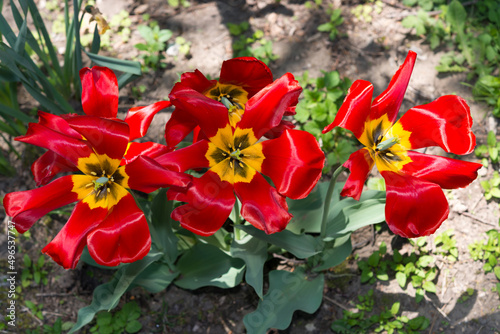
358,238 -> 438,303
458,288 -> 475,303
480,172 -> 500,201
317,8 -> 343,41
90,301 -> 142,334
351,0 -> 383,23
294,70 -> 354,172
21,254 -> 48,287
167,0 -> 190,8
475,131 -> 500,167
402,0 -> 446,11
25,300 -> 44,320
26,317 -> 74,334
331,289 -> 430,333
469,229 -> 500,281
358,242 -> 390,284
434,229 -> 459,262
135,18 -> 173,70
227,22 -> 279,65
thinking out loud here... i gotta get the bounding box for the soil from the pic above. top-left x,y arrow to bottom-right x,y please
1,0 -> 500,333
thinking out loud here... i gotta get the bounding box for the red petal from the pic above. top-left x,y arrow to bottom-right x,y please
86,193 -> 151,266
79,66 -> 118,118
261,129 -> 324,199
4,175 -> 79,233
238,73 -> 302,140
122,155 -> 191,193
382,171 -> 449,238
180,69 -> 215,93
164,107 -> 199,148
125,100 -> 171,141
67,116 -> 130,164
322,80 -> 373,139
169,83 -> 229,139
168,171 -> 235,236
341,148 -> 375,201
219,57 -> 273,97
396,95 -> 476,154
234,172 -> 291,234
32,151 -> 78,186
155,139 -> 210,172
16,123 -> 93,170
122,142 -> 173,164
402,151 -> 482,189
38,111 -> 81,138
370,51 -> 416,124
262,119 -> 295,139
42,202 -> 108,269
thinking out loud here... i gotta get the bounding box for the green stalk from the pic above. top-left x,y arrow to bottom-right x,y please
233,200 -> 241,240
73,0 -> 82,95
320,165 -> 347,239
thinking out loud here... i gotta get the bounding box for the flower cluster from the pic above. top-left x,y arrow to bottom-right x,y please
3,54 -> 481,270
3,58 -> 325,268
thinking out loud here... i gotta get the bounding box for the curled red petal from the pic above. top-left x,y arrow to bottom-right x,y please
382,171 -> 449,238
402,151 -> 482,189
262,119 -> 295,139
180,69 -> 215,93
32,151 -> 78,186
86,193 -> 151,266
261,129 -> 324,199
122,155 -> 191,193
67,116 -> 130,166
341,148 -> 375,201
169,83 -> 229,139
370,51 -> 416,123
322,80 -> 373,139
122,142 -> 173,164
234,172 -> 291,234
38,111 -> 81,138
396,95 -> 476,154
79,66 -> 118,118
168,171 -> 235,236
219,57 -> 273,97
3,175 -> 79,233
239,73 -> 302,141
42,201 -> 108,269
125,100 -> 171,141
155,139 -> 210,172
164,107 -> 199,148
16,123 -> 93,171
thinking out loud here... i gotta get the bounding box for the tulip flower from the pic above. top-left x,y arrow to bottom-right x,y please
323,51 -> 482,238
156,73 -> 325,236
4,67 -> 190,269
164,57 -> 295,148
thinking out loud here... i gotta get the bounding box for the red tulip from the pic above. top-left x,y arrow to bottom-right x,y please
323,51 -> 482,238
4,67 -> 190,268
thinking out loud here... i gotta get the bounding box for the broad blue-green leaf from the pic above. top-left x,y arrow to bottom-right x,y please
286,182 -> 338,234
237,224 -> 320,259
69,251 -> 163,333
313,234 -> 352,272
326,190 -> 385,238
243,268 -> 324,333
175,243 -> 245,289
231,235 -> 268,298
131,262 -> 178,293
150,189 -> 178,265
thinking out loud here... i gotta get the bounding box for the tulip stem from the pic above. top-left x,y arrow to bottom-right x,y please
320,165 -> 347,240
233,200 -> 241,240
